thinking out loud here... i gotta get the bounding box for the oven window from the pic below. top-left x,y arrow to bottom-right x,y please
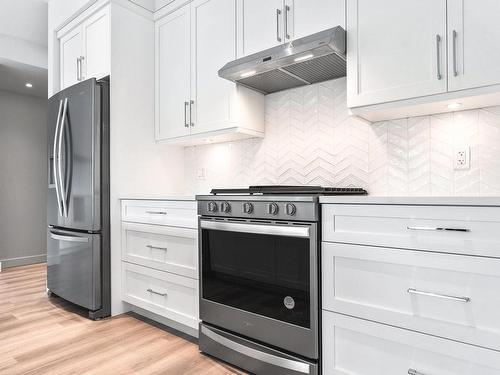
201,227 -> 311,328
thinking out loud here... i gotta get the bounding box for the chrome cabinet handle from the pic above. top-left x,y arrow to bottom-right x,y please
452,30 -> 458,77
80,56 -> 85,80
53,99 -> 64,217
184,101 -> 189,127
408,369 -> 426,375
76,57 -> 80,81
284,5 -> 290,40
57,98 -> 69,218
407,226 -> 470,232
146,210 -> 167,215
200,220 -> 310,238
436,34 -> 442,80
276,9 -> 282,42
50,231 -> 89,243
147,288 -> 167,297
146,245 -> 168,251
407,288 -> 471,303
189,100 -> 194,127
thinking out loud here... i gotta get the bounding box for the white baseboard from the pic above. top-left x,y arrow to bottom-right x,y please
0,254 -> 46,269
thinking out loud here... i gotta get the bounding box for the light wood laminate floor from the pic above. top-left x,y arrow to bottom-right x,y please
0,263 -> 246,375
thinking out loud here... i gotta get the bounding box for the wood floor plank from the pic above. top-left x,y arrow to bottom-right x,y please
0,264 -> 246,375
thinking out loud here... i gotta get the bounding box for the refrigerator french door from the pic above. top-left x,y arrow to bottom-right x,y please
47,77 -> 110,320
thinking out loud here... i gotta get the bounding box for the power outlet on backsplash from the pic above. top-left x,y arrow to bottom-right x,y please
454,146 -> 471,170
197,168 -> 206,180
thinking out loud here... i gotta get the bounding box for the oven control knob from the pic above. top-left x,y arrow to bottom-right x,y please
243,202 -> 254,214
268,202 -> 279,215
207,201 -> 218,213
285,203 -> 297,216
221,201 -> 231,213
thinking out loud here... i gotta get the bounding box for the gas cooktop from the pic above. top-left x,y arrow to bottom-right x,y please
210,185 -> 368,195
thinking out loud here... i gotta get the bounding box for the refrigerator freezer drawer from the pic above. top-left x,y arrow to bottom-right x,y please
47,228 -> 102,311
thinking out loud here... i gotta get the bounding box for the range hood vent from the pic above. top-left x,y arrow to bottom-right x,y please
219,27 -> 346,95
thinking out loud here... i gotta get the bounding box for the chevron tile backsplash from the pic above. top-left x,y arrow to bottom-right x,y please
184,77 -> 500,196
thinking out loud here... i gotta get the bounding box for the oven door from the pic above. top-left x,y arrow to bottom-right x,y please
199,218 -> 318,359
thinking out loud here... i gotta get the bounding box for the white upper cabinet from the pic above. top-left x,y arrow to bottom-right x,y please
448,0 -> 500,92
190,0 -> 236,134
83,8 -> 110,82
238,0 -> 344,58
155,5 -> 191,140
347,0 -> 447,108
285,0 -> 345,41
239,0 -> 284,57
60,27 -> 83,90
58,6 -> 110,90
155,0 -> 265,145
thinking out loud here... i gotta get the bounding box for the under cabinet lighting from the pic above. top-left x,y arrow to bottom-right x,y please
447,102 -> 462,110
240,70 -> 256,78
294,54 -> 314,62
25,83 -> 33,88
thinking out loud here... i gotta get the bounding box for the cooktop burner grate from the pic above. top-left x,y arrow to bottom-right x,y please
210,185 -> 368,195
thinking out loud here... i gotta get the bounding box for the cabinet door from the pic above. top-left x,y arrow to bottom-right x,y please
285,0 -> 345,41
190,0 -> 236,135
347,0 -> 447,108
155,5 -> 191,140
82,8 -> 110,81
60,27 -> 83,90
239,0 -> 284,57
448,0 -> 500,92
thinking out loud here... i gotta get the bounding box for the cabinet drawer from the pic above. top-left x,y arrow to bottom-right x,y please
122,262 -> 199,329
323,311 -> 500,375
322,204 -> 500,257
121,200 -> 197,228
322,242 -> 500,351
122,222 -> 198,279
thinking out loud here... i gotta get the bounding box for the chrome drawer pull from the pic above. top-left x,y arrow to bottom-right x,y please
407,288 -> 471,303
407,226 -> 470,232
408,369 -> 426,375
146,210 -> 167,215
147,288 -> 167,297
146,245 -> 168,251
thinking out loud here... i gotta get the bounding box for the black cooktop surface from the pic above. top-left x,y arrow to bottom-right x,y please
210,185 -> 368,195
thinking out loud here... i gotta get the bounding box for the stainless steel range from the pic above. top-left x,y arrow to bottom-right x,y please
196,186 -> 367,375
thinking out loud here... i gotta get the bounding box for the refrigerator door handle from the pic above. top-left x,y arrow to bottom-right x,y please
53,99 -> 64,217
58,98 -> 69,217
50,231 -> 89,243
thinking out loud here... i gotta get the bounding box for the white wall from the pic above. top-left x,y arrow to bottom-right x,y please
0,90 -> 47,268
185,78 -> 500,196
109,2 -> 184,315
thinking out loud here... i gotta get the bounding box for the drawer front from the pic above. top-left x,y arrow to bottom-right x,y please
323,311 -> 500,375
322,242 -> 500,351
122,222 -> 198,279
322,204 -> 500,257
121,200 -> 197,228
122,262 -> 199,329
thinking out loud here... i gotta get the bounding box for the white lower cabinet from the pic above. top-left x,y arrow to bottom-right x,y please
321,201 -> 500,374
120,199 -> 199,333
122,262 -> 198,329
323,312 -> 500,375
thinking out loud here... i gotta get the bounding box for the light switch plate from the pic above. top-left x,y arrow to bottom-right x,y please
454,146 -> 470,170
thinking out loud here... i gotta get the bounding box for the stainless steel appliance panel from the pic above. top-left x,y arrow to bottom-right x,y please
47,79 -> 101,231
199,323 -> 318,375
47,227 -> 101,311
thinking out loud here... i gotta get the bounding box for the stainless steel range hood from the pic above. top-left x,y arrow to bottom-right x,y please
218,27 -> 346,95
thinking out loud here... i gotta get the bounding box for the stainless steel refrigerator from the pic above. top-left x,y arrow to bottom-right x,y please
47,77 -> 110,320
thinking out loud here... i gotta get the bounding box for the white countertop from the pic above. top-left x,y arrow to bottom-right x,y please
319,196 -> 500,206
120,195 -> 196,201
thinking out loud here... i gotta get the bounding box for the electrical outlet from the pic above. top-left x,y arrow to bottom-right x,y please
197,168 -> 206,180
454,146 -> 470,170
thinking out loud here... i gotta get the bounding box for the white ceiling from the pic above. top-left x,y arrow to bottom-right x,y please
0,0 -> 48,47
0,58 -> 47,98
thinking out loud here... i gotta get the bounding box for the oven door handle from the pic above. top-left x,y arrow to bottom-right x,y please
200,220 -> 310,238
201,325 -> 311,374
